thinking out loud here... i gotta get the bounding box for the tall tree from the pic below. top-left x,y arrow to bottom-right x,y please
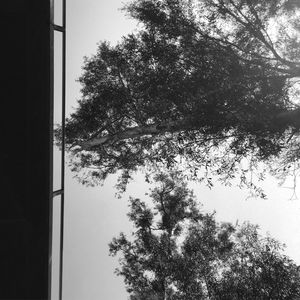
61,0 -> 300,188
109,174 -> 300,299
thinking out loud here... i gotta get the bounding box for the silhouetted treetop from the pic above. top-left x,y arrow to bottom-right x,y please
109,174 -> 300,299
61,0 -> 300,189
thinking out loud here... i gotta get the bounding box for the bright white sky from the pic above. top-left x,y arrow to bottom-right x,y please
53,1 -> 300,299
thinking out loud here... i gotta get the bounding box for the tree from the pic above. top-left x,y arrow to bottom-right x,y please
213,223 -> 300,299
61,0 -> 300,189
109,174 -> 300,299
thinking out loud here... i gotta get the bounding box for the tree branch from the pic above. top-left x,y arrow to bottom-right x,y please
76,104 -> 300,151
79,120 -> 185,149
220,0 -> 293,68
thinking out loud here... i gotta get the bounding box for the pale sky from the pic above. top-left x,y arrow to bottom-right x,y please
52,1 -> 300,299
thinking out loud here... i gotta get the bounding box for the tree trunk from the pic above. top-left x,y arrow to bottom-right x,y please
79,120 -> 188,149
78,108 -> 300,150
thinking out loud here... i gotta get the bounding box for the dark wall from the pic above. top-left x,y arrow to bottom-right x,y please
1,1 -> 51,299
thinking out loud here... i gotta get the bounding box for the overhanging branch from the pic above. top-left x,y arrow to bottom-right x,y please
79,120 -> 186,150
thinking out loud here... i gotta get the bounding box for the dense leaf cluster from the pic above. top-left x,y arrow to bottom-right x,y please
61,0 -> 300,188
109,174 -> 300,299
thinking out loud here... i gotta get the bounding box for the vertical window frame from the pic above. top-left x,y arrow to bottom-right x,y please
49,0 -> 66,299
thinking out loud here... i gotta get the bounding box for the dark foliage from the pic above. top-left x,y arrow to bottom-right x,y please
61,0 -> 300,190
109,174 -> 300,299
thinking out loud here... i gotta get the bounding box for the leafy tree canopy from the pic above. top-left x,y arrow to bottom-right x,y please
109,174 -> 300,299
61,0 -> 300,190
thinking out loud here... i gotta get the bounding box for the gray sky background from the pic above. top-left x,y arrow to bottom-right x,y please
54,1 -> 300,299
